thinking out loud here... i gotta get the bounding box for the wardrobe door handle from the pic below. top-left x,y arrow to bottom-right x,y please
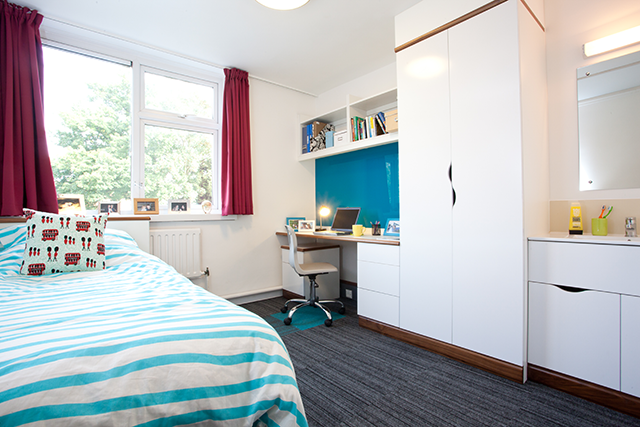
449,163 -> 456,207
554,285 -> 589,293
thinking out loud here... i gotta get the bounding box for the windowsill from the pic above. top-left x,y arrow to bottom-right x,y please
1,213 -> 237,223
148,213 -> 237,222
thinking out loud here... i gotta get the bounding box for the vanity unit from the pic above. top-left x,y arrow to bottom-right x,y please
528,236 -> 640,405
388,0 -> 548,382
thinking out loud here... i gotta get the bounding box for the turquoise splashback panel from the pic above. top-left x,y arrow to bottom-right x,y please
315,142 -> 399,227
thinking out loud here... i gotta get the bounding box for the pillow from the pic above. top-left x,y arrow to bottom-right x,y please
20,209 -> 108,276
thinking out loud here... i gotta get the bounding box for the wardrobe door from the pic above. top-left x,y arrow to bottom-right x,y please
397,31 -> 453,342
449,1 -> 525,365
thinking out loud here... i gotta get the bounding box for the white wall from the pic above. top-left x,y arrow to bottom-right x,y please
39,19 -> 318,301
546,0 -> 640,201
197,78 -> 316,299
313,63 -> 397,120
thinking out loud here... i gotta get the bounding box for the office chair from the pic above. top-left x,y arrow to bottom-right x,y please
281,225 -> 346,327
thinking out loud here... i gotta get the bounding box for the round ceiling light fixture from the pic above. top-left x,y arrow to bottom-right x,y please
255,0 -> 310,10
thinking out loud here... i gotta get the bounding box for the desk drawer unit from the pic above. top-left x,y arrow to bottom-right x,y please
357,243 -> 400,327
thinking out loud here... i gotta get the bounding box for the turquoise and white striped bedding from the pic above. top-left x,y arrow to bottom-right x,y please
0,225 -> 307,427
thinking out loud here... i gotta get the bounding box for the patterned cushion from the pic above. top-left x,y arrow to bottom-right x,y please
20,209 -> 108,276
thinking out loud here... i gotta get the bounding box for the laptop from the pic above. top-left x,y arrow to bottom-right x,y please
314,207 -> 361,235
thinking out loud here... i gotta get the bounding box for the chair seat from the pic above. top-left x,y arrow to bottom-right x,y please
297,262 -> 338,276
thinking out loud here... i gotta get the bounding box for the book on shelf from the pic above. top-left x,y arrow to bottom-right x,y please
301,121 -> 331,154
301,125 -> 308,154
351,111 -> 389,142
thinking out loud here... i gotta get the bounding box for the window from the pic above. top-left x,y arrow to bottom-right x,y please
43,46 -> 221,215
138,67 -> 219,211
43,46 -> 132,211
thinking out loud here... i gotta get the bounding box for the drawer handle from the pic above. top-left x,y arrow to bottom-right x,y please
554,285 -> 588,293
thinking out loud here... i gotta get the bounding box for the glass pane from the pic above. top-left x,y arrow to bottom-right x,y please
43,47 -> 132,211
144,72 -> 214,119
144,125 -> 213,207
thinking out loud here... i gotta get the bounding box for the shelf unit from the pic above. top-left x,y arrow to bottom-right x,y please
299,88 -> 398,162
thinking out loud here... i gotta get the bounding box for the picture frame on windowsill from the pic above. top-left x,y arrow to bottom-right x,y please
99,201 -> 120,215
58,194 -> 85,214
133,198 -> 159,215
169,199 -> 190,213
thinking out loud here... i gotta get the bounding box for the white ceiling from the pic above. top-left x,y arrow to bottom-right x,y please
16,0 -> 422,96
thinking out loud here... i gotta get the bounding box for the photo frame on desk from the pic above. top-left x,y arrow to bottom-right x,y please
384,218 -> 400,236
286,217 -> 305,231
298,220 -> 315,232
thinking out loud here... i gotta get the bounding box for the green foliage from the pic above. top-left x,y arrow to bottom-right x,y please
51,76 -> 213,209
144,126 -> 213,204
52,78 -> 131,208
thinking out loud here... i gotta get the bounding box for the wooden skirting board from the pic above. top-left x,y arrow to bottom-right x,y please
529,364 -> 640,419
359,316 -> 523,383
282,290 -> 303,300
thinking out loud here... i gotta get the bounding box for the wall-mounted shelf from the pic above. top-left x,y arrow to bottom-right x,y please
298,131 -> 398,161
299,88 -> 398,162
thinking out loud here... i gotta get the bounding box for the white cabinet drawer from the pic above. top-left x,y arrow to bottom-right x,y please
358,288 -> 399,327
529,241 -> 640,296
622,295 -> 640,398
358,261 -> 399,296
357,243 -> 399,266
529,282 -> 620,389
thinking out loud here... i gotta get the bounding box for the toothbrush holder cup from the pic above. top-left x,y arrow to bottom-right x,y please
592,218 -> 608,236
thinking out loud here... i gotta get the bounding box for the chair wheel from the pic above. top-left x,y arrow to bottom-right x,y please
338,307 -> 346,315
284,317 -> 292,325
280,306 -> 287,313
324,319 -> 332,327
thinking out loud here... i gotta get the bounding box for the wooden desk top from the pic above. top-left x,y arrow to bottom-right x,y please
275,231 -> 400,246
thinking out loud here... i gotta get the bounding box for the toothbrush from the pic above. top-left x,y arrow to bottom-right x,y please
603,206 -> 613,218
598,205 -> 606,218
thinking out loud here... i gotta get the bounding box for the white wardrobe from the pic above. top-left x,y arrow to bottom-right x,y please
395,0 -> 548,369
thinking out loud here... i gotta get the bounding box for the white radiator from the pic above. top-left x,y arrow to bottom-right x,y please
149,228 -> 203,279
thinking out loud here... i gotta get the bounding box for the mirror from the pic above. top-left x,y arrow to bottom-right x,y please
577,50 -> 640,191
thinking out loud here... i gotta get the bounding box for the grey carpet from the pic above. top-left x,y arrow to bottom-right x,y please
241,297 -> 640,427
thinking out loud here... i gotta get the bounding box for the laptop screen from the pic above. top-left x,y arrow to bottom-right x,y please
330,207 -> 361,232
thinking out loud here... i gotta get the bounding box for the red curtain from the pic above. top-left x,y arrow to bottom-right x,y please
0,1 -> 57,216
221,68 -> 253,216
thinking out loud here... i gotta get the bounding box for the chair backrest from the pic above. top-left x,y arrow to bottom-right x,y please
285,225 -> 304,276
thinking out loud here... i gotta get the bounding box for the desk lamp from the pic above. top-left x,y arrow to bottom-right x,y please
317,206 -> 330,231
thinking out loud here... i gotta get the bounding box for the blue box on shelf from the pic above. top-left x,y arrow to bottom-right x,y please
325,131 -> 334,148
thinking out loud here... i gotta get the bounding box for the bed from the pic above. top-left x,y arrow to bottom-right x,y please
0,224 -> 307,427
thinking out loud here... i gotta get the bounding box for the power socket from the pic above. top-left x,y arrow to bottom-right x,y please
345,289 -> 353,299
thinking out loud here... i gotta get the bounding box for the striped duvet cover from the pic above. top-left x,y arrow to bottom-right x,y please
0,225 -> 307,427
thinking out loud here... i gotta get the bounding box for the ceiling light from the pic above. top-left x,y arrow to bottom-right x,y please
583,25 -> 640,57
255,0 -> 309,10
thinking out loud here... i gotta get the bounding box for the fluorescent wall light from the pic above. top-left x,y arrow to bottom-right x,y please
583,25 -> 640,57
255,0 -> 309,10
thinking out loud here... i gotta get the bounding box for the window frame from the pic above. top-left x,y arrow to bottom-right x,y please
41,40 -> 224,215
135,65 -> 222,212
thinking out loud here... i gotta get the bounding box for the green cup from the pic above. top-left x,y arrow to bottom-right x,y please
592,218 -> 608,236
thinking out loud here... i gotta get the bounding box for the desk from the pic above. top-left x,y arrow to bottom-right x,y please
274,231 -> 400,246
276,231 -> 401,326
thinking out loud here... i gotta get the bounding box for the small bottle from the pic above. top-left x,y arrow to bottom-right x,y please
625,217 -> 637,237
569,202 -> 583,235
